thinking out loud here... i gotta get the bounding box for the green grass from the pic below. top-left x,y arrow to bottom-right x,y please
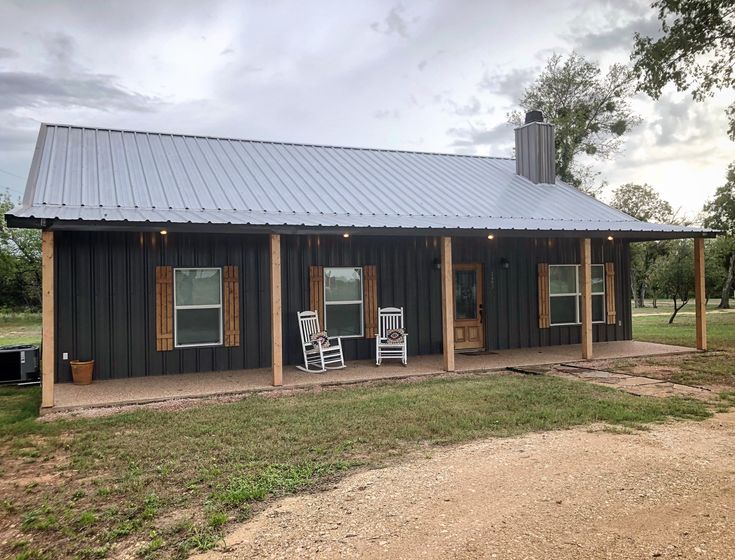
0,311 -> 41,346
0,374 -> 709,559
632,302 -> 735,351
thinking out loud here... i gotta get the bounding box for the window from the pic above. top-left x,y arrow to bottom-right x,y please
549,264 -> 605,326
174,268 -> 222,347
324,267 -> 363,337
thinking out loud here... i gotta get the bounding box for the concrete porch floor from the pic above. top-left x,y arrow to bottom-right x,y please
53,340 -> 695,410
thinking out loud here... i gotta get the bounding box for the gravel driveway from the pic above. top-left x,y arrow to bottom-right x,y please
197,412 -> 735,560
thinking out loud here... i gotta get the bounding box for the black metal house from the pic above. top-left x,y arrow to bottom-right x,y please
6,113 -> 715,408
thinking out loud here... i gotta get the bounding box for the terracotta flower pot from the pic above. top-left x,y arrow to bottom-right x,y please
70,360 -> 94,385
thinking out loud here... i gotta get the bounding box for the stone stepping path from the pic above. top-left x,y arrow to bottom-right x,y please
509,363 -> 717,402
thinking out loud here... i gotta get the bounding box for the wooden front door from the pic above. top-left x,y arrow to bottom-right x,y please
453,263 -> 485,350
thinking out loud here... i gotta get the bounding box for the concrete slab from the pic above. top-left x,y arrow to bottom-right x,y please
52,340 -> 697,411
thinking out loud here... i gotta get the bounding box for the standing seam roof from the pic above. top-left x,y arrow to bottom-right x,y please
7,123 -> 716,237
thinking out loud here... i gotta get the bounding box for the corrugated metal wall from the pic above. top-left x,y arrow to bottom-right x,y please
54,231 -> 631,382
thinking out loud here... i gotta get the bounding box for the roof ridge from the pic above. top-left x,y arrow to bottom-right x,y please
39,122 -> 515,161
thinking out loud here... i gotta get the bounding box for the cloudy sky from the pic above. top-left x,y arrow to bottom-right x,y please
0,0 -> 732,218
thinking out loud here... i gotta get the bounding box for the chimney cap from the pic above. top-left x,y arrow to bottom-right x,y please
524,110 -> 544,124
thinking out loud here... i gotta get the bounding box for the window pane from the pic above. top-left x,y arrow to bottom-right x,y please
593,294 -> 605,322
576,295 -> 606,323
175,269 -> 221,306
591,265 -> 605,294
550,295 -> 577,324
454,270 -> 477,320
324,268 -> 362,302
176,308 -> 221,345
550,266 -> 576,294
326,303 -> 362,336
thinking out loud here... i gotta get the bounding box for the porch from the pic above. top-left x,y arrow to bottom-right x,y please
52,340 -> 693,411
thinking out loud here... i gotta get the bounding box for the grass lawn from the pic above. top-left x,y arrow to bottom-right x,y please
0,374 -> 710,560
0,312 -> 41,347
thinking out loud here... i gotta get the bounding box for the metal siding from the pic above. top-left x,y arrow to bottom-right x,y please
54,231 -> 271,382
54,232 -> 632,381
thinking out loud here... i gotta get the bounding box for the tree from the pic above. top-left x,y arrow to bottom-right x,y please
0,192 -> 41,310
632,0 -> 735,139
703,162 -> 735,308
650,240 -> 694,323
609,183 -> 674,307
510,53 -> 640,194
609,183 -> 674,223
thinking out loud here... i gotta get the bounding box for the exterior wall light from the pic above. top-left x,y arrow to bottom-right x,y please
607,235 -> 614,241
500,257 -> 510,270
343,233 -> 350,238
487,234 -> 495,240
160,230 -> 168,235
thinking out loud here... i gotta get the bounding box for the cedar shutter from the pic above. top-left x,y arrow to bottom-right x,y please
155,266 -> 174,351
363,265 -> 378,338
605,262 -> 617,325
537,263 -> 551,329
309,265 -> 325,328
223,266 -> 240,347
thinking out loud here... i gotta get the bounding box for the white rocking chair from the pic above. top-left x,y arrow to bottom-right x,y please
376,306 -> 408,366
296,310 -> 346,373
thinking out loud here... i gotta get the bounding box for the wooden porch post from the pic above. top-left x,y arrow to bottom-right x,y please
580,238 -> 593,359
694,237 -> 707,351
41,231 -> 55,408
440,236 -> 455,372
270,234 -> 283,386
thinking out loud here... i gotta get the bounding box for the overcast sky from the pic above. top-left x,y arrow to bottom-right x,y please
0,0 -> 732,219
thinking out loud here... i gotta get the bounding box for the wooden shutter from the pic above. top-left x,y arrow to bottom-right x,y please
538,263 -> 551,329
223,266 -> 240,347
363,265 -> 378,338
605,262 -> 617,325
309,265 -> 325,328
155,266 -> 174,351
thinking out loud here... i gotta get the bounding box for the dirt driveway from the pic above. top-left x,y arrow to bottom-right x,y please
198,412 -> 735,560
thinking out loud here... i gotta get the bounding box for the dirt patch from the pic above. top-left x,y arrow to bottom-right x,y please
196,412 -> 735,560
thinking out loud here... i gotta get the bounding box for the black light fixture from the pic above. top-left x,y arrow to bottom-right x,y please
432,257 -> 441,271
500,257 -> 510,270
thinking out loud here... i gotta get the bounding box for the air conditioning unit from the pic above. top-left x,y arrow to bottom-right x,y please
0,345 -> 40,384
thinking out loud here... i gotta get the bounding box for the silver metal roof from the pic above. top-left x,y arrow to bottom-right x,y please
8,124 -> 714,237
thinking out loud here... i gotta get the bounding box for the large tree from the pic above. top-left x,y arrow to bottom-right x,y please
511,53 -> 639,194
632,0 -> 735,139
650,240 -> 694,323
703,162 -> 735,308
0,193 -> 41,309
610,183 -> 674,307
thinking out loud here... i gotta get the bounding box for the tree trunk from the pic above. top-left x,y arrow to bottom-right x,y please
652,291 -> 658,308
630,269 -> 639,308
668,297 -> 688,324
638,283 -> 646,308
718,253 -> 735,309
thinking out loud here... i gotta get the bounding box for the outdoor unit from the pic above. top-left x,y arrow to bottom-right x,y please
0,345 -> 40,384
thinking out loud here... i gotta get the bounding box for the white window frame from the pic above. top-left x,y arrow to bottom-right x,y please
173,267 -> 223,348
549,264 -> 605,326
323,267 -> 364,338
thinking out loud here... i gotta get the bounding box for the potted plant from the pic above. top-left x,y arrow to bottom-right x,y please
70,359 -> 94,385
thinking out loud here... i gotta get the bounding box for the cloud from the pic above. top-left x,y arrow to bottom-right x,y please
373,108 -> 400,119
370,5 -> 412,38
568,16 -> 661,54
478,67 -> 536,101
0,71 -> 160,112
0,47 -> 18,59
446,97 -> 484,117
447,121 -> 514,149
